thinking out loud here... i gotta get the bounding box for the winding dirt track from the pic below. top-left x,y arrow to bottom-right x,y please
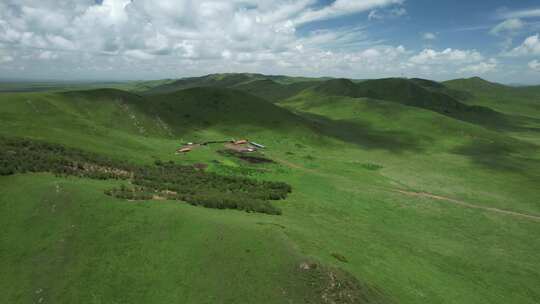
273,156 -> 540,222
395,190 -> 540,221
273,157 -> 319,174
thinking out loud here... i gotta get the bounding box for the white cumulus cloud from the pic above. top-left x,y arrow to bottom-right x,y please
507,34 -> 540,56
458,59 -> 498,74
529,59 -> 540,71
409,48 -> 483,65
0,0 -> 516,82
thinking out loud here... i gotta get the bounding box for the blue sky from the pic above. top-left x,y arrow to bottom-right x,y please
1,0 -> 540,83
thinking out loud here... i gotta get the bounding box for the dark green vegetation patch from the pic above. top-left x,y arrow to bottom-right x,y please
360,163 -> 384,171
330,252 -> 349,263
2,73 -> 540,304
107,161 -> 289,215
0,137 -> 290,215
0,136 -> 132,178
217,149 -> 275,164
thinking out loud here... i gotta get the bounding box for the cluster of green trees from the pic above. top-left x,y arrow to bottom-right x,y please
0,137 -> 132,178
200,194 -> 278,214
212,161 -> 264,177
122,162 -> 290,214
0,137 -> 290,215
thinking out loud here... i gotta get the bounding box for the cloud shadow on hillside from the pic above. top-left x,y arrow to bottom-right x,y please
299,112 -> 431,153
451,139 -> 540,180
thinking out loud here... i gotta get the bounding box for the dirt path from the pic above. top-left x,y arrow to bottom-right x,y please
396,190 -> 540,221
273,155 -> 540,222
272,157 -> 320,175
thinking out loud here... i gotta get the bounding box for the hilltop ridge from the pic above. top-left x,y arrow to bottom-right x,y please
1,72 -> 540,304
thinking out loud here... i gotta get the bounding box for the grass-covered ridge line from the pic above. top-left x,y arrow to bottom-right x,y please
310,78 -> 514,129
143,73 -> 325,96
444,77 -> 540,118
0,136 -> 290,214
2,74 -> 540,304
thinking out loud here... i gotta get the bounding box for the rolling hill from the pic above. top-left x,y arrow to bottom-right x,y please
144,73 -> 323,100
1,74 -> 540,304
444,77 -> 540,118
143,87 -> 309,132
145,73 -> 264,94
313,77 -> 476,114
308,77 -> 518,131
232,79 -> 320,102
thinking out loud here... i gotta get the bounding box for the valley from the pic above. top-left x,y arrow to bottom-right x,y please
1,74 -> 539,304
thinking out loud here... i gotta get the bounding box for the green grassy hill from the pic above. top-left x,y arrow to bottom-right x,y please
232,79 -> 320,102
144,73 -> 268,95
142,87 -> 312,134
1,75 -> 540,304
145,73 -> 324,99
409,78 -> 474,101
0,79 -> 176,93
444,77 -> 540,118
310,77 -> 530,131
0,89 -> 175,159
444,77 -> 506,92
2,173 -> 384,304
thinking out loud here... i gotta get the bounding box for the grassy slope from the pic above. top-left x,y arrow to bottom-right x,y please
0,79 -> 175,93
1,81 -> 540,304
409,78 -> 473,101
144,73 -> 323,98
443,77 -> 540,118
143,73 -> 267,95
443,77 -> 540,146
141,87 -> 315,137
276,89 -> 540,303
0,174 -> 333,304
0,90 -> 178,164
0,87 -> 327,163
311,78 -> 521,132
232,79 -> 320,102
0,88 -> 370,303
280,91 -> 540,214
312,78 -> 467,112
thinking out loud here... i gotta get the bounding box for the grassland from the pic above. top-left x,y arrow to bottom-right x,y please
1,74 -> 539,303
0,79 -> 176,93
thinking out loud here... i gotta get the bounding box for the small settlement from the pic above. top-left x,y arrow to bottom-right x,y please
175,139 -> 265,154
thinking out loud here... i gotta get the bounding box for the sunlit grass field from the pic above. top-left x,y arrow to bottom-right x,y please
1,75 -> 539,303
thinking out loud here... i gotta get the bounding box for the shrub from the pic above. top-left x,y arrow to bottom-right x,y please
330,252 -> 348,263
361,163 -> 383,171
1,136 -> 290,215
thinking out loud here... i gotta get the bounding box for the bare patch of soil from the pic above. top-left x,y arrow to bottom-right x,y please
298,261 -> 392,304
